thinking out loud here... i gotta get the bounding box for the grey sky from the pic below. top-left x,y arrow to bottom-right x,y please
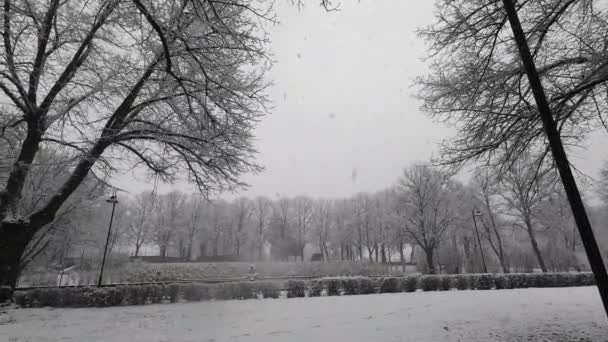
113,1 -> 608,200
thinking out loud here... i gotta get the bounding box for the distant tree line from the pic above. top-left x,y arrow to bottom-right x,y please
28,153 -> 608,275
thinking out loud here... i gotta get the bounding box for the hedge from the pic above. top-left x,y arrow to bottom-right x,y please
13,272 -> 597,308
380,277 -> 402,293
286,280 -> 306,298
341,278 -> 360,295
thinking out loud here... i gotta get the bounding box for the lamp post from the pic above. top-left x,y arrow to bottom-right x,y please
97,192 -> 119,287
472,209 -> 488,273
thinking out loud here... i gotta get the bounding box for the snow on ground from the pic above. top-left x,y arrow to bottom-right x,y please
1,287 -> 607,342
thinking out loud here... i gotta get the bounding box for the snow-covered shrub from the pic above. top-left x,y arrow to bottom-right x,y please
256,281 -> 281,298
342,278 -> 360,295
420,275 -> 441,291
574,272 -> 595,286
402,276 -> 418,292
88,287 -> 125,307
439,276 -> 452,291
322,278 -> 341,296
166,283 -> 180,302
505,274 -> 528,289
477,274 -> 494,290
125,285 -> 148,305
286,280 -> 306,298
233,282 -> 257,299
454,275 -> 470,290
380,277 -> 402,293
493,275 -> 511,289
308,280 -> 323,297
32,288 -> 64,306
181,283 -> 212,301
358,278 -> 376,294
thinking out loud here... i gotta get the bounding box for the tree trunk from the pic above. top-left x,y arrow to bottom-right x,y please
425,248 -> 436,274
524,217 -> 547,272
463,236 -> 471,273
374,243 -> 379,263
381,244 -> 387,264
398,242 -> 406,272
0,221 -> 36,297
484,195 -> 508,273
409,244 -> 415,263
367,247 -> 374,262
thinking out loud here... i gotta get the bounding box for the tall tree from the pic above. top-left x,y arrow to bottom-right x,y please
313,199 -> 332,261
253,196 -> 270,260
398,164 -> 459,274
0,0 -> 271,290
472,170 -> 509,273
292,196 -> 313,261
154,191 -> 186,258
128,191 -> 157,257
496,155 -> 556,272
231,197 -> 251,258
420,0 -> 608,314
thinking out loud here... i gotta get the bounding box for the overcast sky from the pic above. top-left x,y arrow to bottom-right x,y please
114,1 -> 608,200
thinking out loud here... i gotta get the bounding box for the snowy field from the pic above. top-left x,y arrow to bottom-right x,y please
1,287 -> 607,342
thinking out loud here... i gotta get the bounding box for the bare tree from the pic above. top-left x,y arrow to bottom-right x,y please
496,155 -> 557,273
398,164 -> 459,274
418,0 -> 608,170
292,196 -> 313,261
154,191 -> 186,258
0,0 -> 272,289
232,197 -> 251,258
472,170 -> 509,273
183,195 -> 204,260
128,191 -> 157,257
253,196 -> 270,260
420,0 -> 608,314
313,199 -> 332,261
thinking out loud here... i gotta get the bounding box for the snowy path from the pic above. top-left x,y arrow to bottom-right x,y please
2,287 -> 607,342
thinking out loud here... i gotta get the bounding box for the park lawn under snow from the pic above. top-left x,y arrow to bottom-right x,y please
1,287 -> 607,342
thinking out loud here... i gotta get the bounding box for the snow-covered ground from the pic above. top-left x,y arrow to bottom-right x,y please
1,287 -> 607,342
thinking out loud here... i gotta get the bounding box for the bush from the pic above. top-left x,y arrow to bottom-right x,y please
256,281 -> 281,299
342,278 -> 360,295
181,283 -> 212,302
402,276 -> 418,292
308,280 -> 323,297
125,285 -> 148,305
440,276 -> 452,291
454,275 -> 470,290
166,283 -> 180,302
358,278 -> 376,294
235,282 -> 257,299
88,287 -> 126,307
146,285 -> 164,303
574,272 -> 596,286
286,280 -> 306,298
477,274 -> 494,290
323,278 -> 341,296
33,288 -> 64,307
493,275 -> 511,289
379,277 -> 402,293
420,275 -> 441,291
506,274 -> 527,289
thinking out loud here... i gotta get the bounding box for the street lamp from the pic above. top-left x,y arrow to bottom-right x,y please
97,192 -> 119,287
471,209 -> 488,273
